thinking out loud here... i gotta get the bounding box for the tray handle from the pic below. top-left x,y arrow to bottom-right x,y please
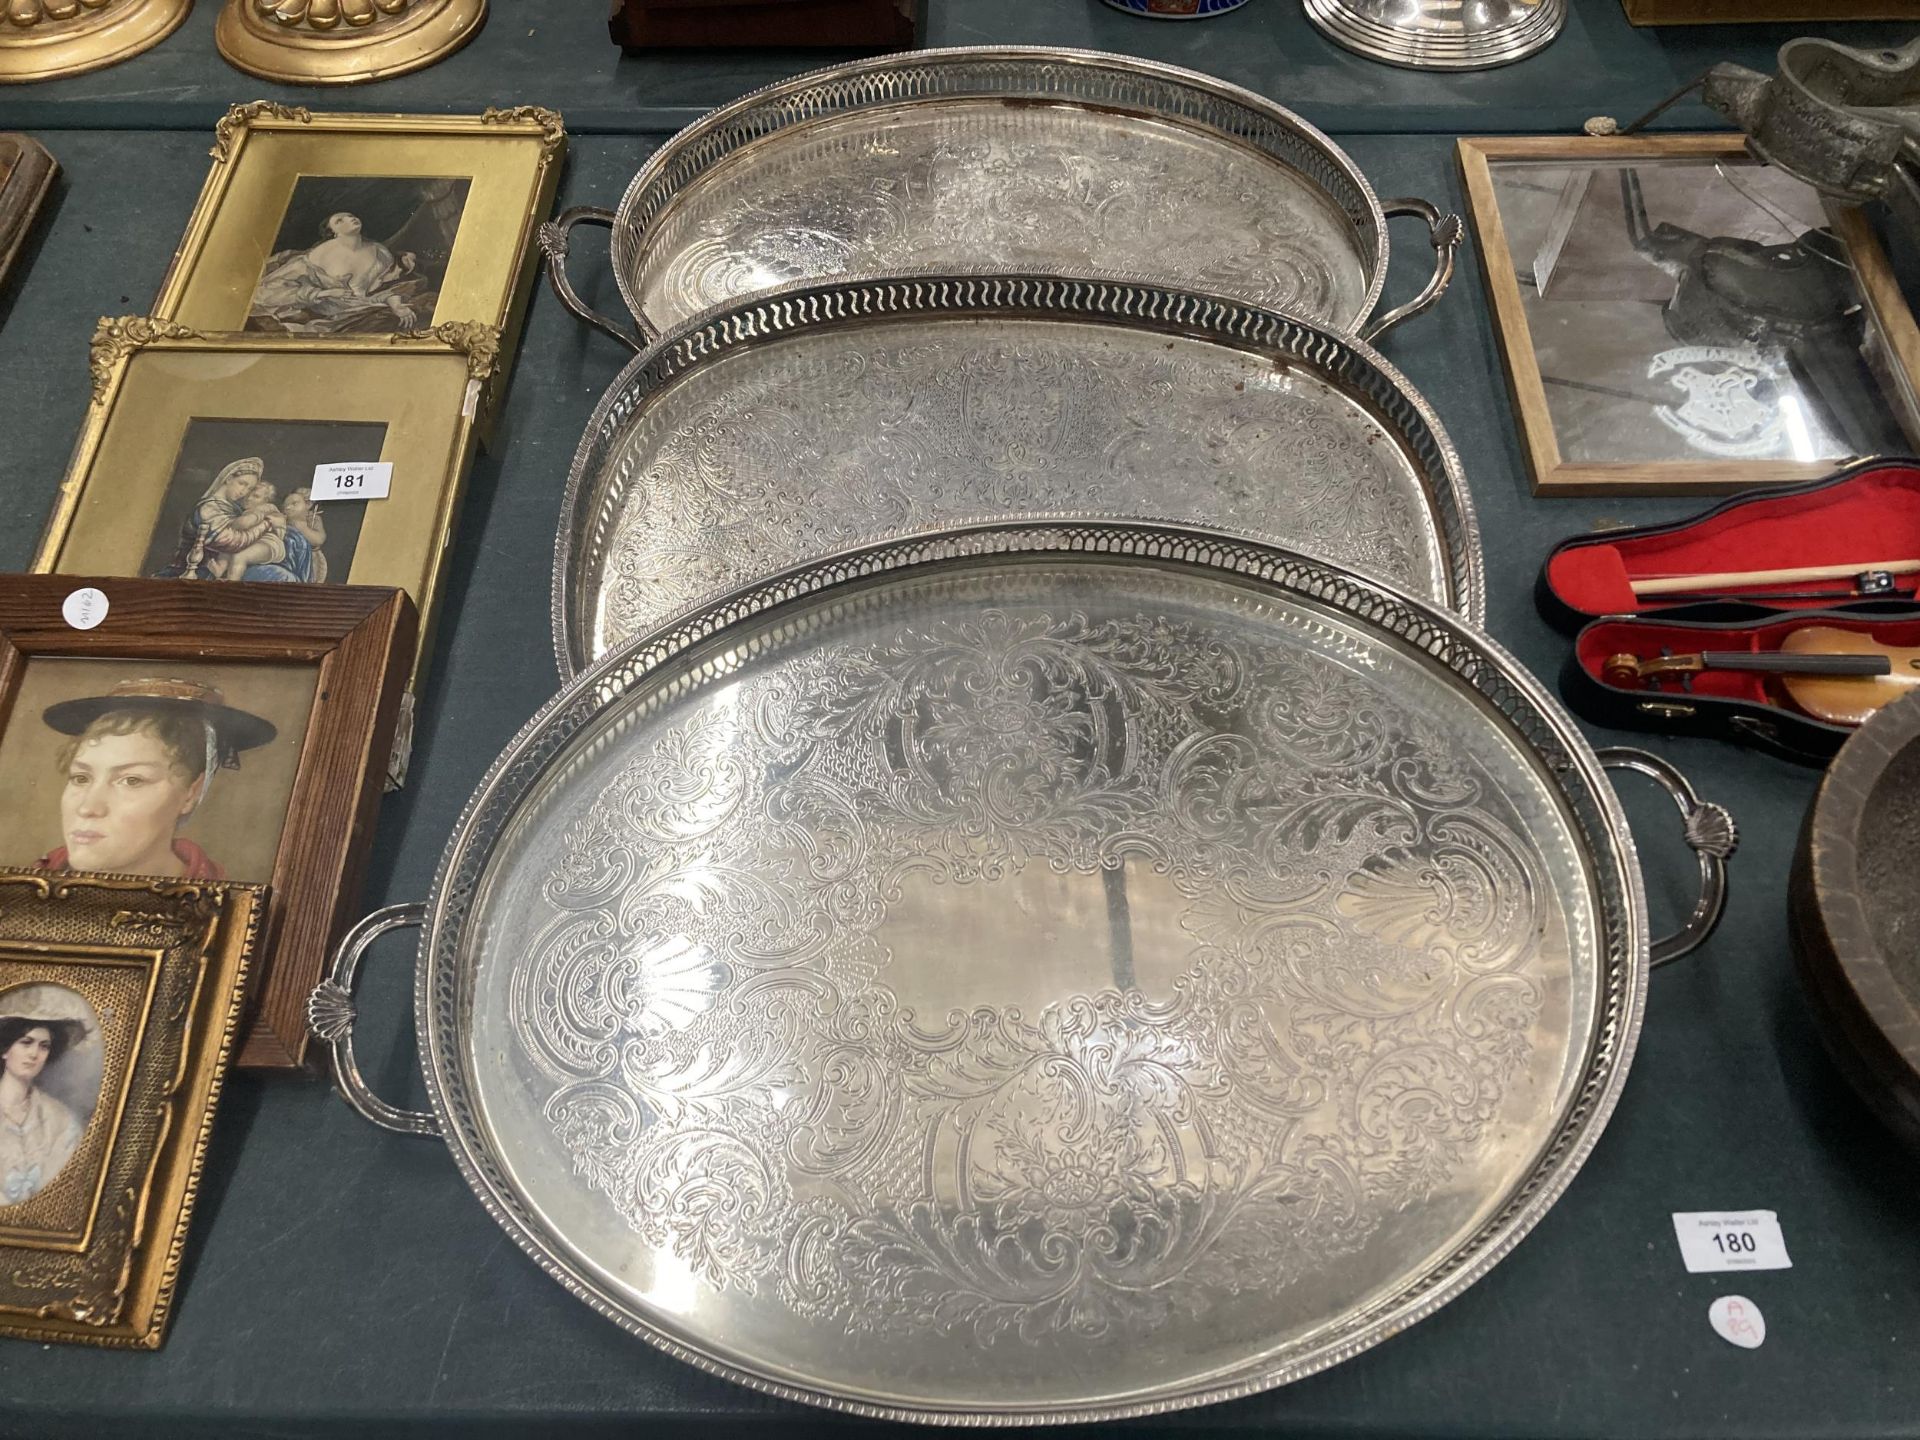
1595,747 -> 1738,968
538,206 -> 649,354
1360,197 -> 1463,344
308,902 -> 440,1138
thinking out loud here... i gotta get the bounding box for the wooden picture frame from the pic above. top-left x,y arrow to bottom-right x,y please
29,320 -> 490,703
0,135 -> 58,298
1458,134 -> 1920,495
0,575 -> 415,1071
0,872 -> 262,1348
151,103 -> 564,432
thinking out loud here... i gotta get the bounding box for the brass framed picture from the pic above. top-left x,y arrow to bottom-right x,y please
31,320 -> 488,697
0,872 -> 262,1348
151,103 -> 563,424
1459,134 -> 1920,495
0,575 -> 415,1071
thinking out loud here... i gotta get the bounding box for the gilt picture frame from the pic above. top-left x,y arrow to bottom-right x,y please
0,575 -> 415,1071
0,872 -> 262,1348
1459,133 -> 1920,495
30,321 -> 489,701
151,103 -> 565,429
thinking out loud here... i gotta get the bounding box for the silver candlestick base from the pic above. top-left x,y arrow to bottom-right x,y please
1303,0 -> 1566,70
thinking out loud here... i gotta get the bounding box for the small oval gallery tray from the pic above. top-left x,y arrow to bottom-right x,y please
553,274 -> 1483,678
315,521 -> 1734,1425
539,46 -> 1461,350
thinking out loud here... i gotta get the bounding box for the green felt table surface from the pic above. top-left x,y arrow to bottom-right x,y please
1,5 -> 1919,1435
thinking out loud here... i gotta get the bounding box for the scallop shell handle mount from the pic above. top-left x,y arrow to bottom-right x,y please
310,902 -> 439,1137
1360,197 -> 1463,343
1596,747 -> 1737,968
539,206 -> 650,354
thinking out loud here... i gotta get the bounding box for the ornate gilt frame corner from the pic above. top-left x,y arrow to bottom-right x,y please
86,316 -> 203,404
214,0 -> 486,87
1457,132 -> 1918,497
0,0 -> 191,86
480,105 -> 567,173
209,100 -> 314,163
0,873 -> 263,1347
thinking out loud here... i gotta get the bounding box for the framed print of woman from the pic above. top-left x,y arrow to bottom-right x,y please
245,179 -> 466,337
152,456 -> 332,584
35,678 -> 276,881
0,986 -> 98,1209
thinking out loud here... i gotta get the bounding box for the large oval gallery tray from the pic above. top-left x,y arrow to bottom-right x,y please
314,522 -> 1734,1425
538,46 -> 1461,350
552,274 -> 1484,678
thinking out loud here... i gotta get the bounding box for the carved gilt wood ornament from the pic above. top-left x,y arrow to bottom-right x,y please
0,0 -> 191,84
214,0 -> 485,85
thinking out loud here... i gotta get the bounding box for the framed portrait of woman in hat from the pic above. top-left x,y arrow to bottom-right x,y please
0,666 -> 307,886
0,575 -> 414,1071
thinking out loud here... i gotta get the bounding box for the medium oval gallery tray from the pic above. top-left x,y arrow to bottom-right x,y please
538,46 -> 1461,350
316,521 -> 1734,1425
552,274 -> 1483,678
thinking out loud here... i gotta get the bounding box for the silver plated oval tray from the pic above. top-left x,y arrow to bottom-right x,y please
538,46 -> 1462,350
317,521 -> 1733,1425
554,274 -> 1484,679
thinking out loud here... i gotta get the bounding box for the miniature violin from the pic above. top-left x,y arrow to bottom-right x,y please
1604,626 -> 1920,726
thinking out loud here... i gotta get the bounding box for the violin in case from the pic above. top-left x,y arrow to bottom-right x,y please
1540,459 -> 1920,762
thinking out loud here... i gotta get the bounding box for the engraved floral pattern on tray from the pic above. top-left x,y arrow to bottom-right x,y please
509,594 -> 1568,1348
588,321 -> 1440,662
635,103 -> 1367,336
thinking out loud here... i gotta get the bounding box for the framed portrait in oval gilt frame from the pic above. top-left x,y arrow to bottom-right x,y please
0,872 -> 262,1348
0,575 -> 415,1071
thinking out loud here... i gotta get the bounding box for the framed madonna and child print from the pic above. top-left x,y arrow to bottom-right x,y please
30,320 -> 490,708
0,873 -> 262,1348
0,575 -> 416,1072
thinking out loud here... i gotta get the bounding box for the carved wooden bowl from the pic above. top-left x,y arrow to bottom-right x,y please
1791,687 -> 1920,1148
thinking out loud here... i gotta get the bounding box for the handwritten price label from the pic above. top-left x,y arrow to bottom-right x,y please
1672,1210 -> 1791,1274
310,461 -> 393,502
61,587 -> 109,631
1709,1295 -> 1767,1349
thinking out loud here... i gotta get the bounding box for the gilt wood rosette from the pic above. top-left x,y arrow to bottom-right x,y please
0,0 -> 190,85
215,0 -> 484,85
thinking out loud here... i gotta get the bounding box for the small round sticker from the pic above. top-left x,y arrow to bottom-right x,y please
1709,1294 -> 1766,1349
61,587 -> 109,631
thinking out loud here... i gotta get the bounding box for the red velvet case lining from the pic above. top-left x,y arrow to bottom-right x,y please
1546,464 -> 1920,616
1576,614 -> 1920,705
